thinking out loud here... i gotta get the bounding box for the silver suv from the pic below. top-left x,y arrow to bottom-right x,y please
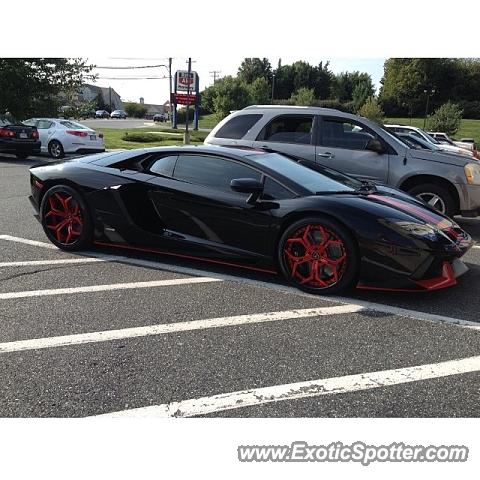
205,105 -> 480,218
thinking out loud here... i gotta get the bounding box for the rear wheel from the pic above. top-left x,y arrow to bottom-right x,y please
278,217 -> 359,294
48,140 -> 65,159
40,185 -> 92,251
407,183 -> 455,217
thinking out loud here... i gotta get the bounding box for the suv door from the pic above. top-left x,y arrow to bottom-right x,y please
146,154 -> 274,257
252,114 -> 317,161
315,116 -> 390,183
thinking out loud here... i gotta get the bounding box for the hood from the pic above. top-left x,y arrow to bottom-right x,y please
407,147 -> 472,167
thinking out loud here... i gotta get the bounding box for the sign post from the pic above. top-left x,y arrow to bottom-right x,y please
171,65 -> 200,139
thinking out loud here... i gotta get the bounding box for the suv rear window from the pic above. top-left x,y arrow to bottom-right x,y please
214,114 -> 263,139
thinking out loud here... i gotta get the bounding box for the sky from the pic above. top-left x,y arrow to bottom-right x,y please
88,57 -> 386,106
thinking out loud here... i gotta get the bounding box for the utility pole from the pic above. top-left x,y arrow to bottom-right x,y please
109,86 -> 112,112
209,70 -> 221,84
169,57 -> 175,128
184,57 -> 192,145
423,88 -> 436,129
271,73 -> 276,103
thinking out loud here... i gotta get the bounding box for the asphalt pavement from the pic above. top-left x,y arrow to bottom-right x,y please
0,153 -> 479,417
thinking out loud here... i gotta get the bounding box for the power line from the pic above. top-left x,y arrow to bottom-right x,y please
95,64 -> 168,70
96,76 -> 169,80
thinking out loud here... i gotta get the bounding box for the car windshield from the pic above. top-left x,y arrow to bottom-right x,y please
0,118 -> 11,127
247,152 -> 361,193
380,126 -> 411,148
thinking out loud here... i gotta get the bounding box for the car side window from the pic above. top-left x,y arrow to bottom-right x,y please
261,177 -> 296,200
37,120 -> 53,129
173,155 -> 261,193
214,114 -> 263,139
258,115 -> 314,145
149,155 -> 178,177
320,118 -> 376,151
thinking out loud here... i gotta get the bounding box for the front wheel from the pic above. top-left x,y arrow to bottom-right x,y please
48,140 -> 65,159
277,217 -> 359,294
407,183 -> 455,218
40,185 -> 93,251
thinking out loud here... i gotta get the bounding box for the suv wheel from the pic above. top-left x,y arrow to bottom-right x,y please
407,183 -> 455,217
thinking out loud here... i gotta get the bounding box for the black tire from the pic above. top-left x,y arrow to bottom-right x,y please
48,140 -> 65,159
40,185 -> 93,251
277,216 -> 359,295
15,153 -> 29,159
407,183 -> 456,218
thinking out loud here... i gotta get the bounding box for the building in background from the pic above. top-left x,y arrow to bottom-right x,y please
79,84 -> 123,111
139,99 -> 171,119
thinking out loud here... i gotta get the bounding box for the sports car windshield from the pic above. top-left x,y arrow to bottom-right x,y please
247,153 -> 361,193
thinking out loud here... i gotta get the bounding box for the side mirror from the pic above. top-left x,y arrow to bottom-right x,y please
230,178 -> 264,205
366,138 -> 385,154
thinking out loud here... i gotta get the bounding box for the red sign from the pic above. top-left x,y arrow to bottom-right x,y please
172,93 -> 197,105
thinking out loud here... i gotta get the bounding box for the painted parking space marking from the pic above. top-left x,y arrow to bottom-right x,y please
2,234 -> 480,330
96,355 -> 480,417
0,305 -> 363,354
0,258 -> 105,268
0,235 -> 58,249
0,277 -> 220,300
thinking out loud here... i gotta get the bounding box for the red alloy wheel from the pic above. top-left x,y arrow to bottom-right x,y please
44,191 -> 84,245
283,223 -> 348,288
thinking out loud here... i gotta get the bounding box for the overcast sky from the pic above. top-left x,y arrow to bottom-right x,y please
88,57 -> 386,106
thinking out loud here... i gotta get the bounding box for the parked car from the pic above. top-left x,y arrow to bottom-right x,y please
396,133 -> 442,151
0,117 -> 41,159
428,132 -> 475,151
110,110 -> 127,119
22,118 -> 105,159
386,124 -> 475,158
205,106 -> 480,218
29,145 -> 472,294
95,110 -> 110,119
153,113 -> 168,122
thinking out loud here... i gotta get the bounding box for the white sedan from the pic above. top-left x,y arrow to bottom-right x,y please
23,118 -> 105,158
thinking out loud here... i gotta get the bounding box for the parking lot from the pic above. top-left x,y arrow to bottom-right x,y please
0,152 -> 479,417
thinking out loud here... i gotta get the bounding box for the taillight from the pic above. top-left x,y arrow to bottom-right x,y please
32,130 -> 39,139
66,130 -> 88,137
0,128 -> 15,138
99,132 -> 104,139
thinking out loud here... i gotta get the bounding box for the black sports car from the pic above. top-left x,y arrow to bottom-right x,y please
29,145 -> 473,294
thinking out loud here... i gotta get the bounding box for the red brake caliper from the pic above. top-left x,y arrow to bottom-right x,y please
284,224 -> 347,288
44,192 -> 83,244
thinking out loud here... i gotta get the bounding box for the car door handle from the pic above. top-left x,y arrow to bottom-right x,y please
317,152 -> 335,158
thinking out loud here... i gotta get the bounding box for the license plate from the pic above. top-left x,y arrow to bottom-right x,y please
90,135 -> 96,141
19,133 -> 27,139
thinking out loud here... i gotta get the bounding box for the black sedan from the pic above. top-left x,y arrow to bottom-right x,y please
28,145 -> 473,294
0,118 -> 41,159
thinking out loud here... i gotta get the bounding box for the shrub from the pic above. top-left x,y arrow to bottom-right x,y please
122,132 -> 166,143
428,102 -> 463,135
290,87 -> 315,106
358,96 -> 385,124
124,102 -> 148,118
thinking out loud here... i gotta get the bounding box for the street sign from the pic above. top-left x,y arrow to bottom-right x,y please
176,70 -> 197,92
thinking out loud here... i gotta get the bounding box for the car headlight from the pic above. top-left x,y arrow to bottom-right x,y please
464,163 -> 480,185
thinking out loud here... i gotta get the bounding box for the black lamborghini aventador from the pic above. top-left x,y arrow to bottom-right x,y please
29,145 -> 473,294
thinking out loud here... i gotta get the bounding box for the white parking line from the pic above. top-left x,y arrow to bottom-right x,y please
96,354 -> 480,417
0,235 -> 58,249
0,258 -> 105,268
2,234 -> 480,330
0,305 -> 363,354
0,277 -> 220,300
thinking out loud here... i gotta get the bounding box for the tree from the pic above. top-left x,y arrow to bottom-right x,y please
428,102 -> 463,135
124,102 -> 148,118
290,87 -> 315,106
237,58 -> 272,84
352,81 -> 373,112
248,77 -> 270,104
272,64 -> 295,100
212,76 -> 252,119
358,96 -> 385,124
93,93 -> 110,112
331,71 -> 374,103
199,85 -> 217,113
0,58 -> 94,119
313,61 -> 334,100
